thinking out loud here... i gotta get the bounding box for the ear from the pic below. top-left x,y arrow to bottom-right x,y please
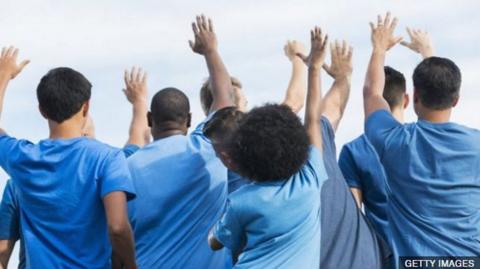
413,88 -> 419,104
219,150 -> 236,171
186,113 -> 192,128
147,112 -> 153,128
403,93 -> 410,109
39,104 -> 48,119
82,101 -> 90,117
452,96 -> 459,107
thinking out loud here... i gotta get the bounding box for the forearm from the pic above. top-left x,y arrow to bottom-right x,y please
305,67 -> 322,148
204,50 -> 233,111
110,226 -> 137,269
363,49 -> 389,116
283,59 -> 307,113
321,77 -> 351,131
0,239 -> 15,269
0,73 -> 11,123
127,100 -> 150,147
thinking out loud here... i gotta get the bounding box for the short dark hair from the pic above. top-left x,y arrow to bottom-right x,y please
383,66 -> 406,109
203,107 -> 245,144
37,67 -> 92,123
150,87 -> 190,126
200,77 -> 242,115
413,57 -> 461,110
227,104 -> 309,182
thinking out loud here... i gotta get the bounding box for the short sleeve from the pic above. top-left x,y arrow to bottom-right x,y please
213,199 -> 244,253
191,111 -> 217,139
365,110 -> 402,157
338,145 -> 362,189
0,180 -> 20,240
304,146 -> 328,186
122,144 -> 140,158
98,150 -> 136,201
0,135 -> 25,175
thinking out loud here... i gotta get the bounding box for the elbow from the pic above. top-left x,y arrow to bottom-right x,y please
108,222 -> 131,239
208,233 -> 224,251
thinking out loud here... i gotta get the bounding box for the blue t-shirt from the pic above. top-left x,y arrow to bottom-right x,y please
227,171 -> 250,194
365,110 -> 480,263
319,117 -> 391,269
0,180 -> 25,269
0,145 -> 139,269
213,147 -> 328,269
338,134 -> 389,242
127,116 -> 228,269
0,135 -> 135,269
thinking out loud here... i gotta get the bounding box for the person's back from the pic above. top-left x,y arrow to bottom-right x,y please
127,120 -> 228,268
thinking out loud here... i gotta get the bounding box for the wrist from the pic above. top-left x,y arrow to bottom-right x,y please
132,99 -> 148,109
308,65 -> 322,72
0,71 -> 11,81
372,47 -> 387,55
334,76 -> 351,86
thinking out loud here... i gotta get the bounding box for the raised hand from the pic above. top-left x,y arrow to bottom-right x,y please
323,40 -> 353,80
369,12 -> 402,52
297,27 -> 328,70
123,67 -> 148,105
400,27 -> 434,58
284,40 -> 307,62
0,47 -> 30,80
189,15 -> 217,55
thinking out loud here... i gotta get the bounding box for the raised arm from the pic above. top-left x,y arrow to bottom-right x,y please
0,239 -> 15,269
297,27 -> 328,150
282,40 -> 307,113
363,12 -> 403,118
189,15 -> 233,113
321,40 -> 353,131
123,67 -> 150,147
0,47 -> 29,134
400,27 -> 434,58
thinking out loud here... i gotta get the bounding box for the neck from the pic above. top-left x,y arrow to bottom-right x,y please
152,121 -> 187,141
417,107 -> 451,123
48,119 -> 84,139
391,107 -> 405,124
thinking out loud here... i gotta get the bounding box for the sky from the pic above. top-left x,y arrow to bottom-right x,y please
1,0 -> 480,267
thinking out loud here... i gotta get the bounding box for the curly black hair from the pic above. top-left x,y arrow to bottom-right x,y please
228,104 -> 310,182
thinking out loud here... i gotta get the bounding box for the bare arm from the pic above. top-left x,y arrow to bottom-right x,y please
0,47 -> 29,133
208,229 -> 224,250
298,27 -> 328,150
0,239 -> 15,269
189,15 -> 233,112
321,40 -> 353,131
400,27 -> 434,58
350,188 -> 363,208
123,67 -> 150,147
282,40 -> 307,113
104,192 -> 137,269
364,12 -> 403,119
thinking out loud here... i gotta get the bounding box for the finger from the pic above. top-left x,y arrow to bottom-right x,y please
347,46 -> 353,61
310,29 -> 314,42
130,67 -> 136,82
192,22 -> 199,36
201,14 -> 208,31
377,14 -> 383,26
342,40 -> 347,56
406,27 -> 413,39
369,22 -> 376,31
329,42 -> 335,60
208,18 -> 214,32
295,52 -> 308,63
142,72 -> 148,83
6,46 -> 14,57
188,40 -> 195,50
196,16 -> 203,32
18,60 -> 30,70
12,48 -> 19,60
384,12 -> 391,26
390,17 -> 399,31
136,68 -> 143,82
335,40 -> 341,58
124,70 -> 130,85
122,89 -> 128,96
323,34 -> 329,49
400,41 -> 411,48
322,63 -> 331,74
393,36 -> 403,46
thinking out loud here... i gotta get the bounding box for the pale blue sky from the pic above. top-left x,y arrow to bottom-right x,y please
1,0 -> 480,267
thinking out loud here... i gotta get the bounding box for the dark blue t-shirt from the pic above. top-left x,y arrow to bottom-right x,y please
365,110 -> 480,265
320,117 -> 391,269
0,136 -> 135,268
338,134 -> 389,242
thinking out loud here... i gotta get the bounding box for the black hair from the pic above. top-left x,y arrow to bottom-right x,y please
383,66 -> 406,109
413,57 -> 461,110
37,67 -> 91,123
228,104 -> 309,182
203,106 -> 245,144
150,87 -> 190,125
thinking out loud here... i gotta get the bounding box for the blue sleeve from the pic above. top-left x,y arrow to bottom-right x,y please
0,135 -> 25,175
0,180 -> 20,240
338,145 -> 362,189
99,150 -> 136,201
122,144 -> 140,158
191,111 -> 217,139
365,110 -> 402,158
320,116 -> 337,159
304,146 -> 328,186
213,199 -> 245,253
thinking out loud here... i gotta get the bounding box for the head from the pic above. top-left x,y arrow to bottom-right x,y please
412,57 -> 461,116
225,104 -> 310,182
37,67 -> 91,126
383,66 -> 408,119
203,107 -> 245,170
200,76 -> 247,115
148,87 -> 191,139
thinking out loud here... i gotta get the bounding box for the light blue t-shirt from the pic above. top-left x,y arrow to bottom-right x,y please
227,170 -> 250,194
0,145 -> 139,269
338,134 -> 389,242
0,135 -> 136,269
365,110 -> 480,264
213,146 -> 328,269
127,117 -> 228,269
